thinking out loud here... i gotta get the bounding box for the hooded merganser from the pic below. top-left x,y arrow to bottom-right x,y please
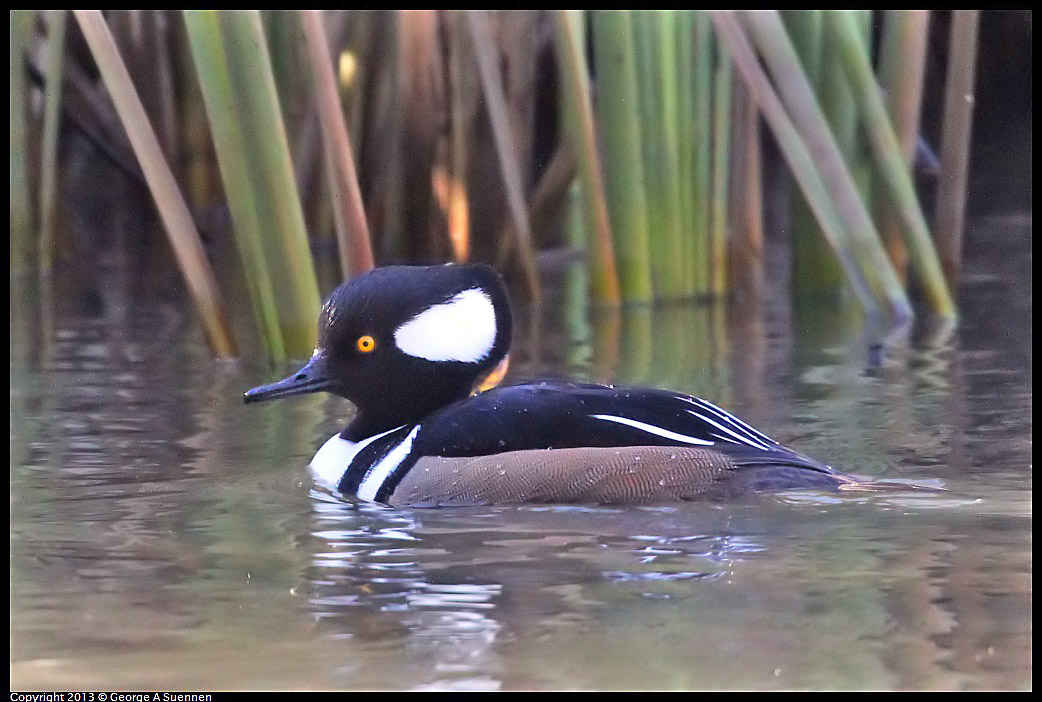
244,263 -> 862,507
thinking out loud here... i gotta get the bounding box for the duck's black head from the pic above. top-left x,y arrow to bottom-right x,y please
244,263 -> 513,440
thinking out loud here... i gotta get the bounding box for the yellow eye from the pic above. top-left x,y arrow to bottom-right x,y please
356,335 -> 376,353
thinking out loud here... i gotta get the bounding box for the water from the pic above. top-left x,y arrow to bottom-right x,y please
9,216 -> 1030,691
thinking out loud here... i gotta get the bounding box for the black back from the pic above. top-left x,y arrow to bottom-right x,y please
410,381 -> 832,473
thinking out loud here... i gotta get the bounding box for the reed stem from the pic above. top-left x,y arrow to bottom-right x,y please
10,9 -> 34,268
713,10 -> 903,320
75,9 -> 237,357
184,10 -> 286,360
648,11 -> 686,300
934,10 -> 980,289
39,10 -> 68,273
826,10 -> 956,319
876,10 -> 931,284
727,78 -> 765,302
467,10 -> 542,303
674,12 -> 694,295
786,10 -> 843,296
445,10 -> 472,263
555,10 -> 625,305
591,9 -> 654,302
710,48 -> 733,298
300,10 -> 375,278
691,12 -> 714,298
742,10 -> 911,319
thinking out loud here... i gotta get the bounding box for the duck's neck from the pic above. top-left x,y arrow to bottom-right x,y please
341,411 -> 410,443
340,391 -> 466,443
338,358 -> 509,443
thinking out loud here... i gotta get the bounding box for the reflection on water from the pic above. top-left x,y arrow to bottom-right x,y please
306,494 -> 753,689
10,215 -> 1030,690
297,475 -> 1025,690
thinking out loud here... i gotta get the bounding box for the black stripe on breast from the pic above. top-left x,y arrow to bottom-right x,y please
372,451 -> 424,505
337,425 -> 416,496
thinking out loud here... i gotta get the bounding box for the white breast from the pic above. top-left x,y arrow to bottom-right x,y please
309,425 -> 404,491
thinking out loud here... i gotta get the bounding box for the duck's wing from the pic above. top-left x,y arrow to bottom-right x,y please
357,382 -> 849,504
412,381 -> 826,466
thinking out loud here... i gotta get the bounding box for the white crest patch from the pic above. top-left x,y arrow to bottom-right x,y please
394,288 -> 497,363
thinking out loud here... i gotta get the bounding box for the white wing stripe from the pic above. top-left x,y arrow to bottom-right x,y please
685,409 -> 772,450
679,395 -> 777,445
590,414 -> 715,446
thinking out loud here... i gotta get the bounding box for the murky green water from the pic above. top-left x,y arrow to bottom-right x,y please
10,215 -> 1030,690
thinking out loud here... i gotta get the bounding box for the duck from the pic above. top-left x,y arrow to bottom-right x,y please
244,263 -> 865,507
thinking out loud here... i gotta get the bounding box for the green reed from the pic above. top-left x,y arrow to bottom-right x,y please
10,10 -> 986,361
